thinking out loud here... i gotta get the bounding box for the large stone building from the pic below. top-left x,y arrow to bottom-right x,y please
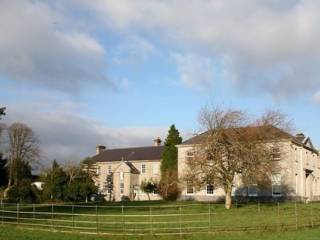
91,138 -> 163,201
92,127 -> 320,202
177,126 -> 320,202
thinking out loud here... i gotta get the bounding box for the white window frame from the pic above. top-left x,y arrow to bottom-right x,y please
271,173 -> 282,197
186,151 -> 194,162
186,182 -> 194,195
120,182 -> 124,194
206,184 -> 214,195
141,164 -> 146,174
272,147 -> 281,161
248,184 -> 258,197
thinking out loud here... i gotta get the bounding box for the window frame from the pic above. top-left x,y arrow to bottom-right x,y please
206,184 -> 214,195
141,163 -> 146,174
186,182 -> 194,195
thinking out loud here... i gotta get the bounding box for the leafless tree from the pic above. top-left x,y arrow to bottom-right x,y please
7,123 -> 40,188
0,107 -> 5,120
64,161 -> 80,186
184,106 -> 289,209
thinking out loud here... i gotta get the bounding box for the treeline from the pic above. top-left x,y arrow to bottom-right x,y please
0,122 -> 98,203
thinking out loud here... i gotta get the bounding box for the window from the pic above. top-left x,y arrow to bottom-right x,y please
120,182 -> 124,194
206,184 -> 214,195
271,173 -> 282,196
186,182 -> 194,194
108,165 -> 112,174
141,164 -> 146,174
153,163 -> 159,174
272,148 -> 281,160
248,185 -> 258,196
186,151 -> 194,162
120,171 -> 124,181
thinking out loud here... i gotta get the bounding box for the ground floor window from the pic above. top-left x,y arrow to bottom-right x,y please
186,182 -> 194,194
271,173 -> 282,196
272,185 -> 281,196
248,185 -> 258,196
206,184 -> 214,195
120,182 -> 124,194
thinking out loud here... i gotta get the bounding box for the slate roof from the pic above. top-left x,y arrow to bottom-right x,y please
181,125 -> 293,145
92,146 -> 164,162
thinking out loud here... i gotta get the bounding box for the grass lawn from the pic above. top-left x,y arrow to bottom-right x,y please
1,225 -> 320,240
1,201 -> 320,238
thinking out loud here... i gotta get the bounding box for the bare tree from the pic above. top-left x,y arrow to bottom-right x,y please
64,161 -> 80,186
7,123 -> 40,188
0,107 -> 5,120
184,106 -> 289,209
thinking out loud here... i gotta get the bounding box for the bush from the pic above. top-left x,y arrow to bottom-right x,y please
121,195 -> 130,202
6,179 -> 39,203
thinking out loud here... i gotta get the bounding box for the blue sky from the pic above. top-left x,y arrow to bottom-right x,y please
1,0 -> 320,164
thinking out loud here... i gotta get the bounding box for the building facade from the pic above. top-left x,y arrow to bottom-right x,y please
92,127 -> 320,202
91,139 -> 163,201
177,128 -> 320,202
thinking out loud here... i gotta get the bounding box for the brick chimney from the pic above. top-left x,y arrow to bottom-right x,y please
295,133 -> 305,142
96,145 -> 106,155
153,137 -> 162,146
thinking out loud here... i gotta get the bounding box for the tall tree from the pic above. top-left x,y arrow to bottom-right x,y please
7,123 -> 39,188
184,106 -> 288,209
42,160 -> 67,201
0,153 -> 8,187
160,124 -> 182,200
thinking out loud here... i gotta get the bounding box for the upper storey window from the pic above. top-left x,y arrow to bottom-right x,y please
141,163 -> 146,174
272,147 -> 281,161
186,151 -> 194,162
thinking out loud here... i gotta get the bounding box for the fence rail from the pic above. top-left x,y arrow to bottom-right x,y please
1,201 -> 320,236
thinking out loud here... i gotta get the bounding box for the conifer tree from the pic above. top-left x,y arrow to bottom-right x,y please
159,125 -> 182,200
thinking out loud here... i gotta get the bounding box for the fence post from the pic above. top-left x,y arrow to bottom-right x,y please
32,203 -> 35,228
149,206 -> 152,235
179,206 -> 182,239
122,205 -> 125,235
277,202 -> 280,232
51,204 -> 54,230
17,203 -> 19,225
95,205 -> 98,233
1,199 -> 3,225
310,202 -> 314,228
72,205 -> 75,231
208,203 -> 211,233
295,200 -> 298,231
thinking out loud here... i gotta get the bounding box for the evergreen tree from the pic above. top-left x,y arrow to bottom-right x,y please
0,153 -> 8,187
159,125 -> 182,200
42,160 -> 67,201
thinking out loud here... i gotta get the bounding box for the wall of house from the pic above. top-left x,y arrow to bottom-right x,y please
95,159 -> 162,201
177,140 -> 320,201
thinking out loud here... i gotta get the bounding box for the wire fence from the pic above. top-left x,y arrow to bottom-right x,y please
1,201 -> 320,236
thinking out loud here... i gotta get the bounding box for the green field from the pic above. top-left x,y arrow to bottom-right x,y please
1,201 -> 320,239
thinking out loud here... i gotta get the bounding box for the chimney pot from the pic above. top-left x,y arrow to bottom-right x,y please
153,137 -> 162,146
96,145 -> 106,155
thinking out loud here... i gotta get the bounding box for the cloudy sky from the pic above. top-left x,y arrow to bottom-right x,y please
1,0 -> 320,164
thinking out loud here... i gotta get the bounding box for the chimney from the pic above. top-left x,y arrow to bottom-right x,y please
96,145 -> 106,155
153,137 -> 162,146
295,133 -> 305,142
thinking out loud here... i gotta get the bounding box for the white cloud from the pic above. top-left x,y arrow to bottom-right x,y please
312,91 -> 320,104
78,0 -> 320,98
2,103 -> 167,165
171,53 -> 215,90
0,0 -> 110,93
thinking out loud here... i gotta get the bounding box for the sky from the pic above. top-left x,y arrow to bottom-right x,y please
1,0 -> 320,165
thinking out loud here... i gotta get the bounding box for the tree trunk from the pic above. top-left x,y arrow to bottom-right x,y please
147,193 -> 150,201
225,188 -> 232,209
